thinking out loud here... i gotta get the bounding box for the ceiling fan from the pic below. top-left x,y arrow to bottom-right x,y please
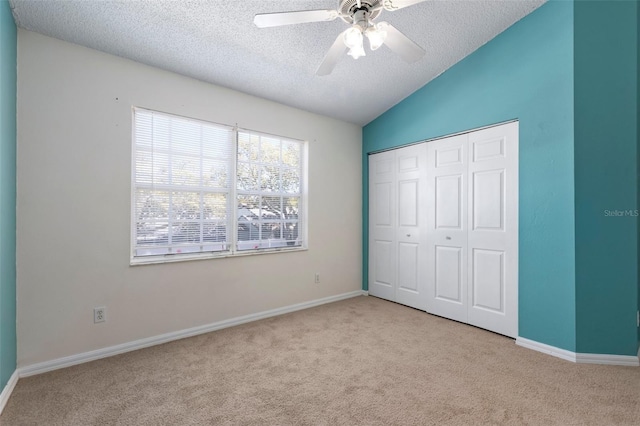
254,0 -> 428,75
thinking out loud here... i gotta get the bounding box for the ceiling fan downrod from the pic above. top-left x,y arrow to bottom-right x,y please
351,8 -> 370,30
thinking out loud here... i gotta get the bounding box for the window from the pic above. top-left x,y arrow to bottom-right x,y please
132,108 -> 306,263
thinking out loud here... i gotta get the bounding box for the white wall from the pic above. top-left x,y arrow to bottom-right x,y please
16,30 -> 362,367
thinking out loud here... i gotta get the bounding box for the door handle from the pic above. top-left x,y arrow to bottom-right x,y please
446,236 -> 451,240
406,234 -> 411,237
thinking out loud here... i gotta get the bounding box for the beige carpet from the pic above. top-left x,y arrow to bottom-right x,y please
2,296 -> 639,425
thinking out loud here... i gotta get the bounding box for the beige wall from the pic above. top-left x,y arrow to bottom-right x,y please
16,30 -> 362,367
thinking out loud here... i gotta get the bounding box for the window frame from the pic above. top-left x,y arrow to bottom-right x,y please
130,107 -> 308,265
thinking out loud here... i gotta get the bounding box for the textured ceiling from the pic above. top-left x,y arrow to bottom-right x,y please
9,0 -> 546,126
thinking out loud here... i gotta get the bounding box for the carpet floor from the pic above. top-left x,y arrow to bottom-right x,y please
2,295 -> 639,425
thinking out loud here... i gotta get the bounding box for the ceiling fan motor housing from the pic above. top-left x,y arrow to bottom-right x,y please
339,0 -> 382,23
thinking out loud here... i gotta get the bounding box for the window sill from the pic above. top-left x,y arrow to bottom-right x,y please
130,246 -> 308,266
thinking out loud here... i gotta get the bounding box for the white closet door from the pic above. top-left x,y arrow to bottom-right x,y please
368,145 -> 427,309
369,150 -> 396,302
370,121 -> 518,338
425,134 -> 469,322
467,122 -> 518,338
395,144 -> 427,310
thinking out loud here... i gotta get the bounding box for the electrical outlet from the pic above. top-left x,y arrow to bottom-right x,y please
314,273 -> 320,284
94,306 -> 106,323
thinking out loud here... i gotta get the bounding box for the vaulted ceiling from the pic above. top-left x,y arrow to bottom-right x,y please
9,0 -> 546,125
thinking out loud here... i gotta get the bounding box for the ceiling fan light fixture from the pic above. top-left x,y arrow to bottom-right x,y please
343,26 -> 363,49
347,44 -> 367,59
365,23 -> 388,51
343,26 -> 366,59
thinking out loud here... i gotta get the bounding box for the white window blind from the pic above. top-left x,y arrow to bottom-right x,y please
132,108 -> 305,262
236,131 -> 303,251
133,109 -> 234,257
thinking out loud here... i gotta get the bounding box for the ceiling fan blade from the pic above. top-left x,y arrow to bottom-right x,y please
379,22 -> 425,63
382,0 -> 429,11
316,30 -> 348,76
254,9 -> 338,28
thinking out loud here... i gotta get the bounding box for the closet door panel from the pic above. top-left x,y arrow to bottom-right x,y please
398,242 -> 419,292
467,122 -> 518,338
426,134 -> 468,322
373,240 -> 394,288
472,170 -> 505,232
395,144 -> 427,310
471,248 -> 505,312
369,151 -> 396,302
434,245 -> 463,302
435,174 -> 463,228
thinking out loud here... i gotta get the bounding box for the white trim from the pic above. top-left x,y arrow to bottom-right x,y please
516,337 -> 577,362
516,337 -> 640,366
130,246 -> 308,266
0,370 -> 19,415
575,353 -> 640,367
18,291 -> 364,378
367,118 -> 519,155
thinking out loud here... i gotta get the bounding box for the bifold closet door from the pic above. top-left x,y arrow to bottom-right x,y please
425,134 -> 469,323
368,144 -> 427,310
466,123 -> 518,338
369,150 -> 396,302
370,121 -> 518,337
426,121 -> 518,338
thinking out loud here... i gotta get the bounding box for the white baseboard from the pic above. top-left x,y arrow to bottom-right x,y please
0,370 -> 19,415
18,290 -> 365,378
575,352 -> 640,366
516,337 -> 577,362
516,337 -> 640,367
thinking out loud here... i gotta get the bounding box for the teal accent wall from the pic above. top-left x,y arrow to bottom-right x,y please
0,0 -> 17,389
364,0 -> 640,356
363,1 -> 577,351
574,0 -> 639,356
